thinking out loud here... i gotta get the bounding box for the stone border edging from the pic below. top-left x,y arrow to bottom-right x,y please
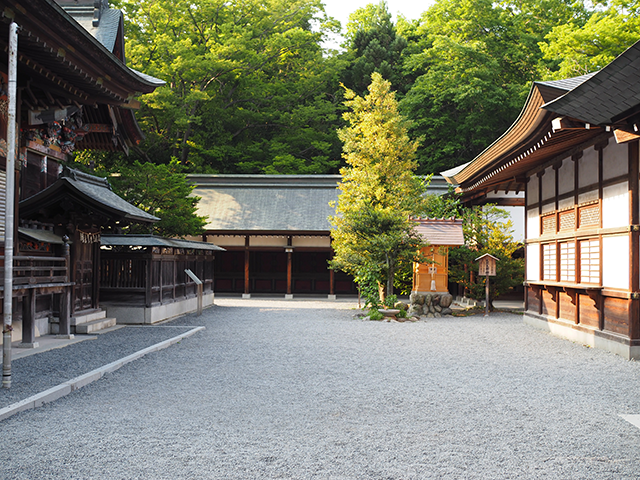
0,326 -> 205,422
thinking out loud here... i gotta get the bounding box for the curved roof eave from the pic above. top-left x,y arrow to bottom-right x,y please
442,74 -> 596,187
7,0 -> 164,97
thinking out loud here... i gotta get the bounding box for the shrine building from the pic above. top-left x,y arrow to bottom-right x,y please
443,40 -> 640,359
0,0 -> 218,349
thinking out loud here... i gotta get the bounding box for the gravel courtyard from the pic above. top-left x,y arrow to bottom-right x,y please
0,297 -> 639,479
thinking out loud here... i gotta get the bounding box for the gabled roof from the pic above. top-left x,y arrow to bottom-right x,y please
189,175 -> 340,234
414,218 -> 464,246
20,168 -> 159,224
543,40 -> 640,126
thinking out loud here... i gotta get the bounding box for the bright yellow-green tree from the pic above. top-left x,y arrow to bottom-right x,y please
330,73 -> 426,302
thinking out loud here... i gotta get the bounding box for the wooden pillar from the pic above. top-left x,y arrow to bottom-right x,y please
630,141 -> 640,340
58,287 -> 71,338
243,236 -> 250,298
145,253 -> 152,307
20,289 -> 37,347
57,236 -> 72,338
286,247 -> 293,298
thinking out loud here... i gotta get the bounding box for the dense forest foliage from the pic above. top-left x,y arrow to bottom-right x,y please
99,0 -> 639,176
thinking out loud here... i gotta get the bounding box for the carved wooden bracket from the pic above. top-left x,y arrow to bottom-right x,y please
586,289 -> 601,309
563,287 -> 579,306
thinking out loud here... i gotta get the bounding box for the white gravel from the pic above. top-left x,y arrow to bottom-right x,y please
0,297 -> 639,479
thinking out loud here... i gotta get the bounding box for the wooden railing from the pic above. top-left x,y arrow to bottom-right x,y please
100,252 -> 214,307
1,255 -> 69,286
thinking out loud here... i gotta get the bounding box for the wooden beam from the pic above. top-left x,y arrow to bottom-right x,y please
526,132 -> 611,178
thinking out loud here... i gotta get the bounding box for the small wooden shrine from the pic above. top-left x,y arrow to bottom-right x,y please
413,218 -> 464,294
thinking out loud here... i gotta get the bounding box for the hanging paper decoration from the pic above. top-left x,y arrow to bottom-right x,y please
79,230 -> 101,244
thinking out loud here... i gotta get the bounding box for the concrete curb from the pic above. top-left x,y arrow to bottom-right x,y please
0,326 -> 205,422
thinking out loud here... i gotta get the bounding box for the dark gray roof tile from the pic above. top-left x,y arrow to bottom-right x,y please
543,40 -> 640,125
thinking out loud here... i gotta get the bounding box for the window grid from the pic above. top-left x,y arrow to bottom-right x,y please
559,241 -> 575,282
580,239 -> 600,284
543,243 -> 556,281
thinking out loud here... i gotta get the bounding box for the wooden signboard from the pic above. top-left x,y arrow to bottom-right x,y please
476,254 -> 499,316
477,254 -> 498,277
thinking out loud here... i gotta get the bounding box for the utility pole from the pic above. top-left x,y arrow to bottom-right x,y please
3,22 -> 18,388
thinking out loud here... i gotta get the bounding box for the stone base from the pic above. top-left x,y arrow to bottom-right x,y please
56,334 -> 75,340
17,342 -> 39,349
242,293 -> 251,299
284,294 -> 294,300
104,293 -> 215,325
327,294 -> 337,300
524,313 -> 640,360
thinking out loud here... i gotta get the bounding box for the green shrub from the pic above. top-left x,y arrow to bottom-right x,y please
368,309 -> 384,321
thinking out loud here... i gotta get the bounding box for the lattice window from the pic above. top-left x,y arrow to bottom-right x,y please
559,210 -> 576,231
580,239 -> 600,284
542,215 -> 557,234
559,242 -> 575,282
543,243 -> 556,281
579,204 -> 600,228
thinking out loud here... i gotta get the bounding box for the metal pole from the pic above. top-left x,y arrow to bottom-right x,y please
3,22 -> 18,389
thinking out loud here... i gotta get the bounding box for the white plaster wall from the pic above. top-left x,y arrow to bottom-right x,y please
603,235 -> 629,289
602,181 -> 629,229
541,201 -> 555,214
578,147 -> 598,188
541,166 -> 555,202
209,235 -> 245,246
578,190 -> 599,205
250,236 -> 288,247
292,236 -> 331,247
526,208 -> 540,239
557,157 -> 574,195
527,176 -> 538,206
558,196 -> 574,210
498,206 -> 524,242
526,244 -> 540,281
603,141 -> 628,180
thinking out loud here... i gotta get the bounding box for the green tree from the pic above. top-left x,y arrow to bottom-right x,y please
108,160 -> 207,237
330,73 -> 426,302
118,0 -> 345,174
540,0 -> 640,78
342,1 -> 408,96
448,205 -> 523,309
399,0 -> 591,174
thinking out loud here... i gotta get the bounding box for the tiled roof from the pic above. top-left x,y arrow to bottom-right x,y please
414,218 -> 464,246
535,72 -> 597,92
189,175 -> 452,233
190,175 -> 341,232
101,234 -> 225,251
543,40 -> 640,125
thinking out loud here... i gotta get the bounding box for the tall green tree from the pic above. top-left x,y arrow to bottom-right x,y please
330,73 -> 426,300
399,0 -> 591,174
540,0 -> 640,78
118,0 -> 344,174
341,1 -> 408,96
